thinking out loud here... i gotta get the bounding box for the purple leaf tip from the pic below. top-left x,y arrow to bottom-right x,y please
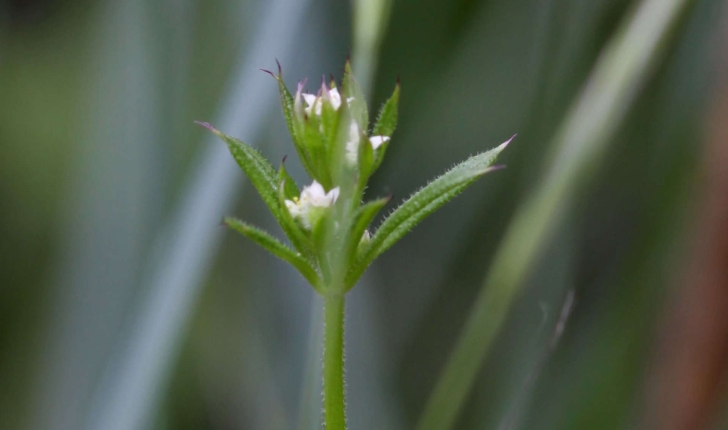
503,134 -> 517,147
259,68 -> 276,78
194,120 -> 213,130
485,165 -> 507,173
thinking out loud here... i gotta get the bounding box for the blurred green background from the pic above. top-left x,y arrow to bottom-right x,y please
1,0 -> 726,429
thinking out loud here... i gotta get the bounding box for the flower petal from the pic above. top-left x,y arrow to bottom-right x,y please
369,135 -> 390,149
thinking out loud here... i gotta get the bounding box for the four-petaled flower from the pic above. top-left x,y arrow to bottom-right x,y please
285,180 -> 341,229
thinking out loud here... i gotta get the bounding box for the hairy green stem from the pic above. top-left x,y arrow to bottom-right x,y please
323,294 -> 346,429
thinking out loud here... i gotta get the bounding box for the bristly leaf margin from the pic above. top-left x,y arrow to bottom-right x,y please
345,136 -> 514,286
225,217 -> 322,291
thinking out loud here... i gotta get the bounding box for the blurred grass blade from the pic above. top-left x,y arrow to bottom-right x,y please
32,2 -> 162,430
348,140 -> 509,286
351,0 -> 394,93
83,1 -> 313,430
416,0 -> 696,428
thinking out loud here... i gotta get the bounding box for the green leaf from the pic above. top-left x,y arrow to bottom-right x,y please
265,62 -> 297,145
301,115 -> 333,188
370,83 -> 400,173
353,134 -> 376,203
225,217 -> 321,291
372,83 -> 399,137
371,138 -> 391,174
342,60 -> 368,129
198,122 -> 281,216
265,65 -> 317,178
346,138 -> 512,285
343,197 -> 390,289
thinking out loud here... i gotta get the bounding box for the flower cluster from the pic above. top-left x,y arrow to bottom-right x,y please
201,60 -> 509,294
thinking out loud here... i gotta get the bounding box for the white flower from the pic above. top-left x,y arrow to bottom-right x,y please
285,180 -> 340,229
368,135 -> 390,149
301,87 -> 354,116
345,122 -> 361,165
328,87 -> 343,110
302,87 -> 342,116
345,124 -> 392,166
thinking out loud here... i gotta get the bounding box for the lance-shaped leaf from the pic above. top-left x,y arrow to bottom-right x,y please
264,67 -> 318,177
225,217 -> 321,291
346,137 -> 513,286
197,122 -> 281,216
263,62 -> 297,144
342,196 -> 390,290
372,82 -> 399,137
371,83 -> 400,173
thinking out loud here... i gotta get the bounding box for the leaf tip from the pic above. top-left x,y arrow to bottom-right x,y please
481,164 -> 507,175
194,120 -> 221,136
275,58 -> 282,75
259,68 -> 276,78
501,134 -> 517,149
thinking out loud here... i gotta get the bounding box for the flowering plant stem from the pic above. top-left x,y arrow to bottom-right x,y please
323,293 -> 346,429
203,60 -> 510,429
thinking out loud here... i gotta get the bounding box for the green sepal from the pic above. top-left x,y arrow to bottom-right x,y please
372,83 -> 399,137
278,158 -> 299,200
224,217 -> 322,292
354,134 -> 375,201
342,60 -> 368,130
320,89 -> 340,152
346,138 -> 512,285
200,123 -> 281,217
359,135 -> 375,179
343,196 -> 391,290
292,86 -> 320,180
304,118 -> 333,188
